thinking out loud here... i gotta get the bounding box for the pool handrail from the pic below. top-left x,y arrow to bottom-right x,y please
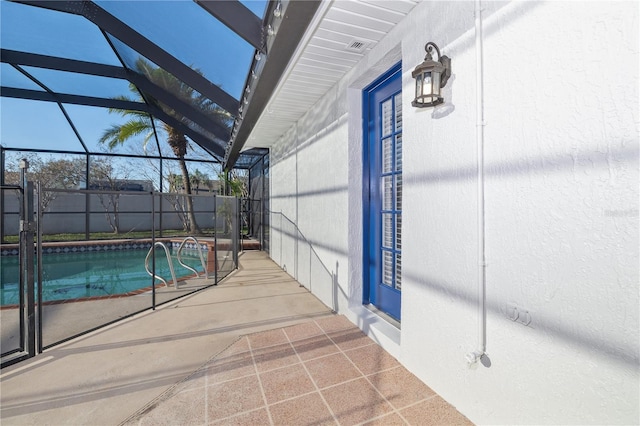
176,236 -> 209,279
144,242 -> 178,288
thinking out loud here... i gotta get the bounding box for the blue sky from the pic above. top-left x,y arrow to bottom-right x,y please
0,0 -> 266,163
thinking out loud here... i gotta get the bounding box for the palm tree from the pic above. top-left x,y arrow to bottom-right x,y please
190,168 -> 209,194
167,173 -> 182,192
99,59 -> 230,234
219,169 -> 247,197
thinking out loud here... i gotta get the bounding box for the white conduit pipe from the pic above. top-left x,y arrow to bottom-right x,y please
466,0 -> 488,366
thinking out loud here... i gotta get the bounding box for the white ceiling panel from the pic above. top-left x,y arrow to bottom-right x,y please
360,0 -> 418,15
302,48 -> 361,64
286,76 -> 335,88
326,7 -> 398,32
297,57 -> 352,72
332,1 -> 406,22
244,0 -> 420,150
295,64 -> 345,78
319,19 -> 387,42
313,27 -> 374,46
289,69 -> 339,82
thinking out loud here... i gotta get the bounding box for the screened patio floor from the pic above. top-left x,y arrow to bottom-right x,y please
0,251 -> 471,425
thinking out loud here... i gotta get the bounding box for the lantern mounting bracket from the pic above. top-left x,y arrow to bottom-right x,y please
424,42 -> 451,88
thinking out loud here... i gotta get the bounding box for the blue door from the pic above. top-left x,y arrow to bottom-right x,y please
363,63 -> 402,321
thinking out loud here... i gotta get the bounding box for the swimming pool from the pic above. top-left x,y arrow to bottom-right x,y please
0,247 -> 206,306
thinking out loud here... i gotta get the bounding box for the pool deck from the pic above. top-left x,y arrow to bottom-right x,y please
0,251 -> 471,425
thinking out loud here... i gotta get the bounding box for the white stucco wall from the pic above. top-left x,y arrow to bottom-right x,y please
268,1 -> 639,424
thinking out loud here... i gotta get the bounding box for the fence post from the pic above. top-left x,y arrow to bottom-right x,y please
151,191 -> 156,309
36,181 -> 43,353
213,195 -> 218,285
159,191 -> 163,238
19,159 -> 36,358
233,197 -> 239,268
279,213 -> 282,266
85,155 -> 90,241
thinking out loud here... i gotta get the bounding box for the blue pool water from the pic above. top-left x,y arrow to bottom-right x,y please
0,248 -> 206,306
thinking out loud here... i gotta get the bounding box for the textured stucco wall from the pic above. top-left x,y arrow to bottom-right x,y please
401,1 -> 639,424
268,1 -> 639,423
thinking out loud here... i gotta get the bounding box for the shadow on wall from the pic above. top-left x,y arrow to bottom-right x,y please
268,210 -> 347,314
403,266 -> 639,368
402,129 -> 638,366
430,75 -> 456,120
266,120 -> 638,370
407,144 -> 639,187
269,110 -> 348,166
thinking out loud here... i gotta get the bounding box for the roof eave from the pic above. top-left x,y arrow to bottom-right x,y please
223,0 -> 321,170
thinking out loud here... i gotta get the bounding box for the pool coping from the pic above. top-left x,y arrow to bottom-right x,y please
0,238 -> 216,256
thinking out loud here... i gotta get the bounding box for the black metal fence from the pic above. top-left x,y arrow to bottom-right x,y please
248,152 -> 269,252
1,180 -> 239,368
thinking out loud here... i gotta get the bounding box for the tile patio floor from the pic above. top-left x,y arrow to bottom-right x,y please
124,315 -> 472,425
1,251 -> 471,425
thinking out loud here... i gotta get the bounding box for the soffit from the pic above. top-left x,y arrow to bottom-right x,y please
243,0 -> 419,149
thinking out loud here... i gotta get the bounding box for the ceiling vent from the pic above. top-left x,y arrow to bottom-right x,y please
345,39 -> 368,53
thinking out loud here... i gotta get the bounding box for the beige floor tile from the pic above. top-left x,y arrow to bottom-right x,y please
202,350 -> 256,385
269,392 -> 336,426
315,315 -> 355,333
362,412 -> 407,425
304,352 -> 362,389
344,342 -> 400,375
367,365 -> 435,409
399,396 -> 473,426
321,378 -> 394,425
123,318 -> 472,426
209,408 -> 271,425
204,375 -> 265,422
259,363 -> 316,404
248,328 -> 288,349
283,321 -> 324,342
291,334 -> 340,361
252,343 -> 299,373
327,327 -> 374,351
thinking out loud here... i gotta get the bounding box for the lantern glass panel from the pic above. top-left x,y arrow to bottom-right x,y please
415,73 -> 422,99
432,71 -> 441,97
423,71 -> 433,96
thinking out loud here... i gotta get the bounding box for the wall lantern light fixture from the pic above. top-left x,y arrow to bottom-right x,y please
412,42 -> 452,108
